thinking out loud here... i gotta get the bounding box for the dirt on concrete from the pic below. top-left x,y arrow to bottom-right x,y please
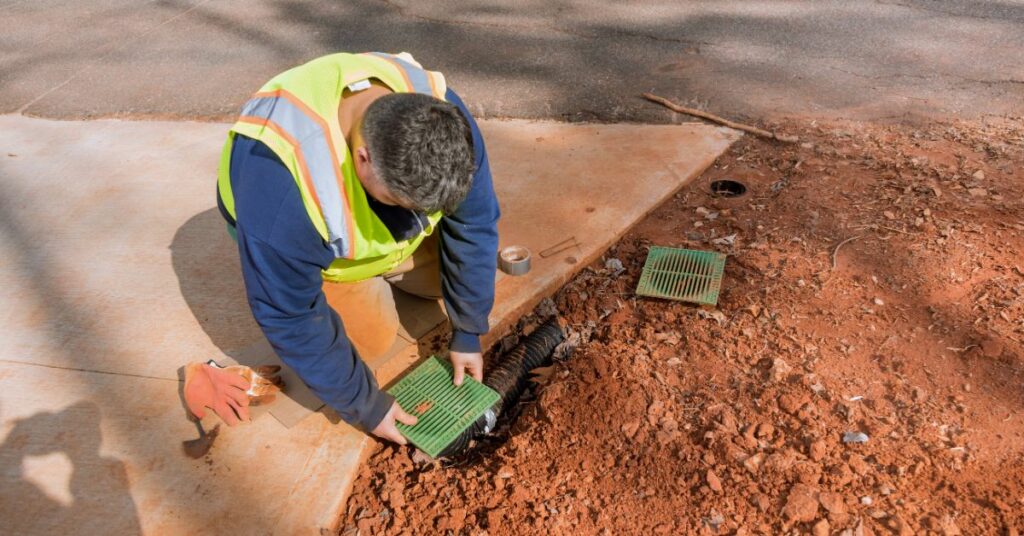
342,117 -> 1024,535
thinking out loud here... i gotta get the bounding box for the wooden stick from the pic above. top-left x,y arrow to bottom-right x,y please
642,92 -> 799,143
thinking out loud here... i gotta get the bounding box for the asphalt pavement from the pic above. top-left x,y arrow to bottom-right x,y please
3,0 -> 1023,122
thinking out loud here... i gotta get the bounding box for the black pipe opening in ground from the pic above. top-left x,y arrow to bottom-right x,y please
710,179 -> 747,197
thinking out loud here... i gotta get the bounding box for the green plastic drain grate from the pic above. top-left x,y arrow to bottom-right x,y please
386,356 -> 500,458
636,246 -> 726,305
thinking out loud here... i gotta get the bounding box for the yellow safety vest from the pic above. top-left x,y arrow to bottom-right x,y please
217,52 -> 447,282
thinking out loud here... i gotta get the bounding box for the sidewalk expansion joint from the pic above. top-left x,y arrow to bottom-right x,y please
0,358 -> 180,382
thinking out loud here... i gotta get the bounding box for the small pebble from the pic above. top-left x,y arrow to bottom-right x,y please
861,496 -> 873,506
843,432 -> 869,444
706,470 -> 723,493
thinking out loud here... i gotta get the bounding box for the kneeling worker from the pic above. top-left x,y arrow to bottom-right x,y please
185,52 -> 499,444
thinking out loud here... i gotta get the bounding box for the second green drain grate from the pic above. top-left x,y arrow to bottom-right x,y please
636,246 -> 726,305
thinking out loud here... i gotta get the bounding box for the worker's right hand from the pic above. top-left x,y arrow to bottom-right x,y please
370,401 -> 418,445
183,362 -> 252,426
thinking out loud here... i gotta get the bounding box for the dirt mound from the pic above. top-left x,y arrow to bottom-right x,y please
343,118 -> 1024,535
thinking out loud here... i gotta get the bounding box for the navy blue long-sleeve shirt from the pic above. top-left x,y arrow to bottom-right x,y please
220,89 -> 499,430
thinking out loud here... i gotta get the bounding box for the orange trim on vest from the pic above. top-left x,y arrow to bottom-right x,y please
251,88 -> 357,258
426,72 -> 439,98
373,55 -> 415,95
236,115 -> 324,225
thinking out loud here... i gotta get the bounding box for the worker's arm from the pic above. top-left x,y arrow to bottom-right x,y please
438,89 -> 501,363
226,135 -> 394,432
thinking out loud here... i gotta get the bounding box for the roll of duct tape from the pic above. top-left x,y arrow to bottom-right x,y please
498,245 -> 531,276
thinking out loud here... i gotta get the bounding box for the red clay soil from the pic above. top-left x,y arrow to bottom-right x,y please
343,118 -> 1024,535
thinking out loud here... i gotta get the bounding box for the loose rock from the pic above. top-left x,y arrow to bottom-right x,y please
743,452 -> 765,474
771,358 -> 793,382
706,469 -> 723,493
819,491 -> 848,514
782,484 -> 820,523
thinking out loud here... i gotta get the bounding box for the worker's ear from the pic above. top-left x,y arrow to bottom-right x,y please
355,146 -> 371,166
352,146 -> 372,180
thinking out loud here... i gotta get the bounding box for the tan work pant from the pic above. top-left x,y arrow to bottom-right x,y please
322,233 -> 441,359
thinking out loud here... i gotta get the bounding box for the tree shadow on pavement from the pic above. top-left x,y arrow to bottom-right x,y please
0,402 -> 142,535
0,160 -> 282,532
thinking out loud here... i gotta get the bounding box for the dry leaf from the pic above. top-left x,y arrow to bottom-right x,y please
529,366 -> 556,385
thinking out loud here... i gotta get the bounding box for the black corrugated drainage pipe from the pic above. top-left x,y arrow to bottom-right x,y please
438,319 -> 564,458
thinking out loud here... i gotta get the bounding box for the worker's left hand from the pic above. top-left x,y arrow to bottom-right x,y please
449,351 -> 483,386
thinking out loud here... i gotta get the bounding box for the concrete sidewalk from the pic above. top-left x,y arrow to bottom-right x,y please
0,114 -> 736,534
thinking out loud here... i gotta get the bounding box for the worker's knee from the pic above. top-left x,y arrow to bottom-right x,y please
323,277 -> 400,360
352,323 -> 398,360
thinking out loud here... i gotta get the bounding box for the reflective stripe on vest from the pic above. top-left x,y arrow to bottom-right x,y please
366,52 -> 440,96
238,90 -> 354,258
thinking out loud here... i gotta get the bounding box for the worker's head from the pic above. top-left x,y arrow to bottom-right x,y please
353,93 -> 474,214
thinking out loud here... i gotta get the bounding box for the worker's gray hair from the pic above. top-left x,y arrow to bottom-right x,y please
362,93 -> 475,214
